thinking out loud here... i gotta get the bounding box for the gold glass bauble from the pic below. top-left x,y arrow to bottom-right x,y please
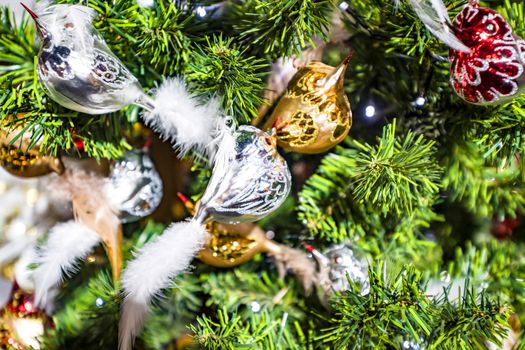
263,54 -> 353,154
198,222 -> 268,268
177,194 -> 281,268
0,121 -> 64,178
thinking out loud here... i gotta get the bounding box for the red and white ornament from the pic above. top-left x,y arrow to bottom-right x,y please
410,0 -> 525,105
450,1 -> 525,104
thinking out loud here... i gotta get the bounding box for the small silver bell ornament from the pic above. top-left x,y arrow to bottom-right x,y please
105,149 -> 163,223
118,125 -> 292,350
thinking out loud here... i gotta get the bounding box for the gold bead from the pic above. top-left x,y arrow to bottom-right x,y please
264,54 -> 353,154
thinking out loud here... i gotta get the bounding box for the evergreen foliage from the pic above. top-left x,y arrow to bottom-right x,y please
0,0 -> 524,348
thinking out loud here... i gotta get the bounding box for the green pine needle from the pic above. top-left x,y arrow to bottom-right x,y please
184,35 -> 267,123
230,0 -> 332,59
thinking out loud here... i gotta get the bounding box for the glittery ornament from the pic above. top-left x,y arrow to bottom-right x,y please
195,125 -> 291,224
0,124 -> 64,178
105,149 -> 163,223
199,222 -> 265,267
325,245 -> 368,292
1,283 -> 48,350
410,0 -> 525,105
449,1 -> 525,104
262,54 -> 352,154
23,3 -> 152,114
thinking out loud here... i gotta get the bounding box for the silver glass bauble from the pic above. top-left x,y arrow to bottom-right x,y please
323,244 -> 369,293
195,125 -> 291,224
25,4 -> 153,114
105,149 -> 163,223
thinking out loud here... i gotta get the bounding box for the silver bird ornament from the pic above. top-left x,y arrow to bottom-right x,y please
22,2 -> 225,159
119,125 -> 292,350
195,126 -> 292,224
22,3 -> 153,114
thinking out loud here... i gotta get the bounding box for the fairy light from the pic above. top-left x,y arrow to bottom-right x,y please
95,297 -> 105,308
415,96 -> 426,107
365,105 -> 376,118
250,301 -> 261,313
196,6 -> 207,17
136,0 -> 154,8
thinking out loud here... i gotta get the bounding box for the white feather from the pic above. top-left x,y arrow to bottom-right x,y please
409,0 -> 471,53
32,221 -> 101,308
142,78 -> 222,159
119,220 -> 206,350
198,121 -> 237,208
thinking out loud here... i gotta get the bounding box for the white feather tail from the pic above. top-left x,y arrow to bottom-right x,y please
409,0 -> 471,53
32,221 -> 101,308
143,78 -> 223,159
119,220 -> 206,350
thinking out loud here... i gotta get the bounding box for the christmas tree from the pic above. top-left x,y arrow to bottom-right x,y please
0,0 -> 524,349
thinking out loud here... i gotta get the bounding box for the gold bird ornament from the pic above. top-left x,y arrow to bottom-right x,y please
263,53 -> 353,154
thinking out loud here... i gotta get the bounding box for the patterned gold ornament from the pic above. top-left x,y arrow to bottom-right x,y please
263,54 -> 353,154
178,194 -> 309,270
0,120 -> 64,178
199,222 -> 270,268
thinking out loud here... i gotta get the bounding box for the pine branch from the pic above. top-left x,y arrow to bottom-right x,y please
78,0 -> 205,77
469,97 -> 525,174
319,264 -> 434,349
192,308 -> 305,350
431,286 -> 509,349
351,119 -> 442,215
497,0 -> 525,38
0,7 -> 38,95
448,241 -> 525,324
442,138 -> 525,218
184,35 -> 267,123
319,263 -> 510,349
201,268 -> 306,322
228,0 -> 332,59
40,272 -> 120,350
298,120 -> 442,242
142,274 -> 203,349
342,0 -> 466,57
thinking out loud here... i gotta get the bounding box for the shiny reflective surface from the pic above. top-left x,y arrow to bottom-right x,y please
324,244 -> 368,293
264,58 -> 352,154
106,149 -> 163,223
197,126 -> 291,224
450,2 -> 525,104
34,4 -> 149,114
